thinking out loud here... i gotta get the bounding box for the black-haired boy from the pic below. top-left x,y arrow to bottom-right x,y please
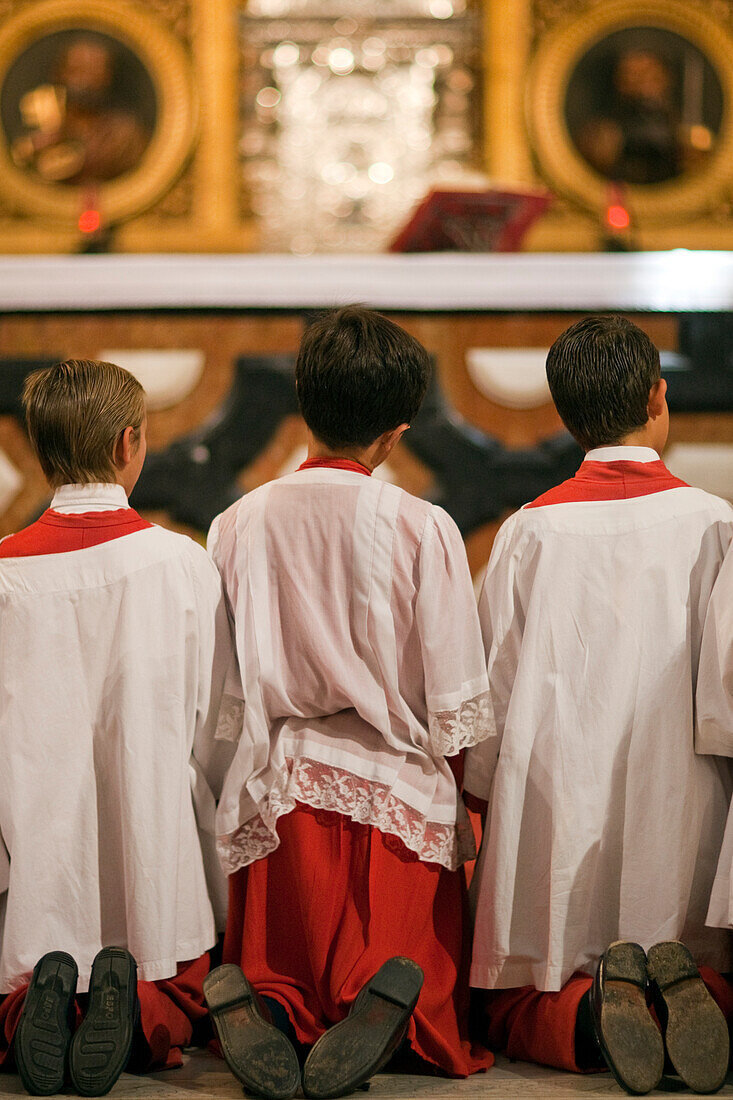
206,307 -> 492,1098
466,316 -> 733,1094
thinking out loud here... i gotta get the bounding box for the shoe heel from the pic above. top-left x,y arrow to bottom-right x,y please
603,942 -> 648,986
367,958 -> 423,1011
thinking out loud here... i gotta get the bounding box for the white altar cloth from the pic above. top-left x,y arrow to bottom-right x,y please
0,251 -> 731,312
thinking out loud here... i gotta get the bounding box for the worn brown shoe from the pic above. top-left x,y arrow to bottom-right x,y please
204,964 -> 300,1100
303,957 -> 424,1100
647,941 -> 729,1094
590,941 -> 664,1095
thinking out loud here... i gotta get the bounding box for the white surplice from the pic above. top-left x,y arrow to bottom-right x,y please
465,448 -> 733,991
0,484 -> 234,993
696,544 -> 733,929
208,465 -> 491,873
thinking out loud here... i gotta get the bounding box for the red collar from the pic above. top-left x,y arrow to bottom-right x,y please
297,457 -> 372,477
42,508 -> 142,527
526,459 -> 688,508
0,508 -> 152,557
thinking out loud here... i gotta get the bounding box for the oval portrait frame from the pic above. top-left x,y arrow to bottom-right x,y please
526,0 -> 733,222
0,0 -> 197,224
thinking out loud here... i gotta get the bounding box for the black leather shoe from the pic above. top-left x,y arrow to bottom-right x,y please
647,940 -> 729,1094
14,951 -> 78,1095
302,957 -> 424,1100
204,964 -> 300,1100
590,941 -> 664,1095
68,947 -> 138,1096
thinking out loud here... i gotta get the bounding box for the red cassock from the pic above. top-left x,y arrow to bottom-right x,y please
223,802 -> 490,1076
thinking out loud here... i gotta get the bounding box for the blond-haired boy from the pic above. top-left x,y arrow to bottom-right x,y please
0,359 -> 233,1095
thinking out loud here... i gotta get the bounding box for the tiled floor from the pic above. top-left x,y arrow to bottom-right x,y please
0,1050 -> 731,1100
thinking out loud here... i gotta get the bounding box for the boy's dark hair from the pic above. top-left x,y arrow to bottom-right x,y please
545,315 -> 661,451
295,306 -> 431,449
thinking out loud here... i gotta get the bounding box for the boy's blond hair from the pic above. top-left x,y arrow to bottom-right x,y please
23,358 -> 146,488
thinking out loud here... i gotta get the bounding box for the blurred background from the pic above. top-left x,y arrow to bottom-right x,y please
1,0 -> 733,572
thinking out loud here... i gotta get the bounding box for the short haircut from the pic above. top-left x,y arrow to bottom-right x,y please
23,358 -> 145,487
295,306 -> 431,450
545,315 -> 661,451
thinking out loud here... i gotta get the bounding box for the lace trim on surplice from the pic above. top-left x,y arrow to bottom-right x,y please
428,689 -> 492,756
217,756 -> 476,874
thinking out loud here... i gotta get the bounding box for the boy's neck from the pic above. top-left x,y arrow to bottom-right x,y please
586,423 -> 665,458
306,437 -> 383,473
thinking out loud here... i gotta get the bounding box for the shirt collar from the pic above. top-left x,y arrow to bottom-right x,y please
584,446 -> 660,465
50,483 -> 130,513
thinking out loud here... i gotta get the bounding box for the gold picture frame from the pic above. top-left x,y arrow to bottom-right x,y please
527,0 -> 733,223
0,0 -> 197,227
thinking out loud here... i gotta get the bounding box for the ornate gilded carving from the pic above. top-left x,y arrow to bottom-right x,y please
532,0 -> 595,40
533,0 -> 733,35
143,0 -> 191,43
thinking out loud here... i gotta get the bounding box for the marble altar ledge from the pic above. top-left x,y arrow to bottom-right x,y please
0,251 -> 733,312
0,1050 -> 731,1099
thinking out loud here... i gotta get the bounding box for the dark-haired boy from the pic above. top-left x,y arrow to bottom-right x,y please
0,360 -> 234,1094
206,306 -> 492,1099
465,316 -> 733,1093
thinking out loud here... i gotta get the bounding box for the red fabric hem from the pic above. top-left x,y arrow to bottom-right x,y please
262,989 -> 488,1078
483,974 -> 592,1073
135,954 -> 211,1071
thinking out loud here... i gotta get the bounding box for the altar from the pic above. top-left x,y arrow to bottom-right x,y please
0,252 -> 731,572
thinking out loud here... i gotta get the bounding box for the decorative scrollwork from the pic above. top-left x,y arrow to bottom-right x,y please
143,0 -> 191,42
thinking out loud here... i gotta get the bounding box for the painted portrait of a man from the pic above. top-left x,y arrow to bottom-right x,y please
564,27 -> 723,186
1,29 -> 156,185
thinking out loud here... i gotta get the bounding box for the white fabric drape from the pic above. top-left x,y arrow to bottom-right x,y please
209,467 -> 490,872
0,491 -> 234,993
696,545 -> 733,929
467,461 -> 733,991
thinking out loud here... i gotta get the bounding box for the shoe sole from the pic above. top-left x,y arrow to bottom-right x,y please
68,947 -> 137,1097
593,943 -> 664,1096
203,964 -> 300,1100
303,957 -> 424,1100
647,941 -> 729,1094
14,951 -> 78,1096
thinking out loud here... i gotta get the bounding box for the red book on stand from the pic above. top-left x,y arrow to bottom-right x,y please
389,186 -> 551,252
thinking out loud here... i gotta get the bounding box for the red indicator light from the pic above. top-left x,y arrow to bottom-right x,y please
606,204 -> 630,230
78,209 -> 101,234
